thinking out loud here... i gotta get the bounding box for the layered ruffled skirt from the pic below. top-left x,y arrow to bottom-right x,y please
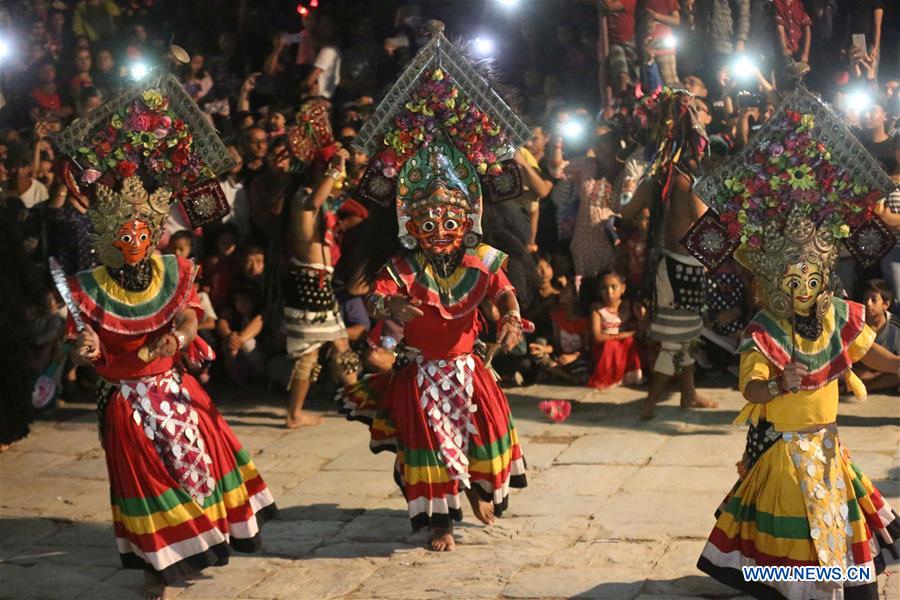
339,353 -> 527,531
697,422 -> 899,599
100,370 -> 276,583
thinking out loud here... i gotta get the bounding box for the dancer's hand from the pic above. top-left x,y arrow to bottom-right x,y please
387,296 -> 423,323
152,334 -> 180,358
780,362 -> 808,393
497,317 -> 523,352
73,324 -> 100,364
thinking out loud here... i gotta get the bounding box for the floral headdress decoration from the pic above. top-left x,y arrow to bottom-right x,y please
685,86 -> 897,318
54,71 -> 236,264
352,20 -> 531,238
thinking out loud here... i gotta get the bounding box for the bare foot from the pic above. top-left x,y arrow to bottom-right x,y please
639,401 -> 657,421
0,444 -> 11,453
428,526 -> 455,551
143,572 -> 171,600
680,393 -> 719,410
465,487 -> 495,525
285,412 -> 324,429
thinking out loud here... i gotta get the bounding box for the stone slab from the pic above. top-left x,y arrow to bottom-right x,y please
555,433 -> 670,466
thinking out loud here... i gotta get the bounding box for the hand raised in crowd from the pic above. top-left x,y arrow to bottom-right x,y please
73,324 -> 101,365
331,147 -> 350,169
387,296 -> 423,323
849,47 -> 876,80
780,362 -> 808,393
241,73 -> 259,95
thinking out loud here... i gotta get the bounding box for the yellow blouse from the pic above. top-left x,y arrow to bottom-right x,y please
736,324 -> 876,431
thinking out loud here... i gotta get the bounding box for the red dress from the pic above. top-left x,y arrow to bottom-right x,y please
588,306 -> 643,389
67,254 -> 276,584
340,245 -> 527,531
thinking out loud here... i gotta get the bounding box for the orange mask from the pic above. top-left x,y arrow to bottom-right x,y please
112,219 -> 153,265
405,205 -> 470,255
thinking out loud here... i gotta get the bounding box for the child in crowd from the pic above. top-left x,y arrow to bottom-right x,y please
529,279 -> 591,384
618,207 -> 649,290
216,281 -> 266,384
202,224 -> 239,313
524,253 -> 561,341
587,270 -> 642,389
855,280 -> 900,392
167,230 -> 194,259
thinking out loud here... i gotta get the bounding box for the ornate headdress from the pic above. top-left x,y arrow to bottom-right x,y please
685,86 -> 896,318
55,67 -> 236,267
352,21 -> 530,249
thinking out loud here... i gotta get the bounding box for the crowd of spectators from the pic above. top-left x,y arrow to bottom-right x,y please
1,0 -> 898,413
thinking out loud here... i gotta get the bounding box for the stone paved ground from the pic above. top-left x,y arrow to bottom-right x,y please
1,377 -> 898,599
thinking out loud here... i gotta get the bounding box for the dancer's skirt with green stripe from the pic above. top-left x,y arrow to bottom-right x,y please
105,373 -> 276,584
339,356 -> 526,530
698,424 -> 899,599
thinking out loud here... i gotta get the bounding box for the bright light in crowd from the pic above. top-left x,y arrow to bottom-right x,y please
560,120 -> 585,141
495,0 -> 521,8
310,0 -> 319,6
473,37 -> 494,56
662,34 -> 677,49
0,38 -> 9,60
296,5 -> 309,16
731,55 -> 756,80
129,62 -> 149,80
845,89 -> 872,113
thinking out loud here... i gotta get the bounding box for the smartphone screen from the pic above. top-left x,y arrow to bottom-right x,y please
851,34 -> 867,53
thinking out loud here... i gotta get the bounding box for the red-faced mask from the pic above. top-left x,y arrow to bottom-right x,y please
405,204 -> 470,255
112,219 -> 153,265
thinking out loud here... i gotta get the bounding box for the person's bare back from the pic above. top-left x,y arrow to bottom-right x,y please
664,167 -> 707,254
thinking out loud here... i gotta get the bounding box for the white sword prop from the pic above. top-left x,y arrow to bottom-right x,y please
48,256 -> 86,332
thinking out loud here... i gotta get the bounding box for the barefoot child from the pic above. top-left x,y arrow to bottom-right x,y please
587,270 -> 642,389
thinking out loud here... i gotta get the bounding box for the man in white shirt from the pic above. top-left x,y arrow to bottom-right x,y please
302,14 -> 341,99
8,143 -> 49,209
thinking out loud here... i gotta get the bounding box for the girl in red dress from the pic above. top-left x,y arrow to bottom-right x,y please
587,270 -> 643,389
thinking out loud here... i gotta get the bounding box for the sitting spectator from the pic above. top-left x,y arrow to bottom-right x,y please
7,143 -> 48,210
525,253 -> 561,342
528,279 -> 591,384
202,224 -> 240,313
855,279 -> 900,392
587,270 -> 643,389
181,54 -> 214,103
167,230 -> 194,259
30,60 -> 73,119
618,207 -> 649,290
70,47 -> 93,95
216,280 -> 266,385
91,47 -> 120,97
